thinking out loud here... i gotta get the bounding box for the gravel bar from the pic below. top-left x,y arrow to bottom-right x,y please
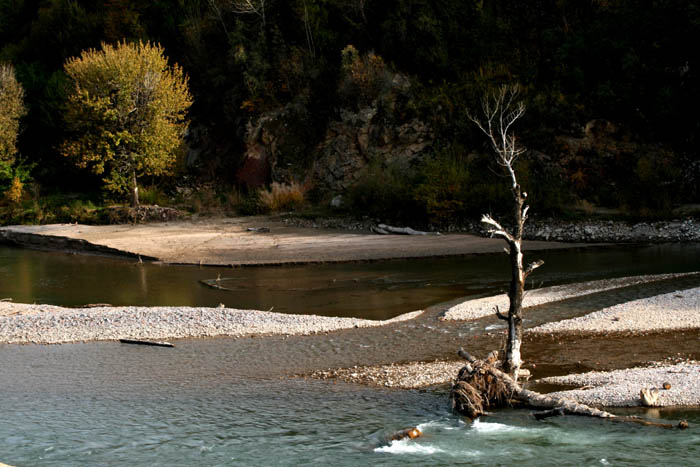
310,359 -> 700,408
529,287 -> 700,334
310,360 -> 465,389
538,361 -> 700,407
442,272 -> 699,321
0,303 -> 423,345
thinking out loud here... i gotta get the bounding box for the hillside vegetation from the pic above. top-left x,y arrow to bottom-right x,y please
1,0 -> 698,224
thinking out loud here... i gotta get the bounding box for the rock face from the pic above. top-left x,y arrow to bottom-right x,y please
311,107 -> 432,192
552,119 -> 688,210
237,101 -> 315,188
238,68 -> 433,193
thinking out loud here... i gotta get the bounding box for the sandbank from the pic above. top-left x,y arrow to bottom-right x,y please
0,217 -> 593,265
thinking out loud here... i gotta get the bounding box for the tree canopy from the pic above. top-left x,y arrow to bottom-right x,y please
62,40 -> 192,205
0,63 -> 26,167
0,1 -> 697,215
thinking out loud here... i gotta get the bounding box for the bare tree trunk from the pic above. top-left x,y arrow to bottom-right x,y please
130,169 -> 139,207
470,85 -> 542,378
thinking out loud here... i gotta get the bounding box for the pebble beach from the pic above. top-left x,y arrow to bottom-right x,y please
0,302 -> 422,345
529,287 -> 700,334
540,361 -> 700,407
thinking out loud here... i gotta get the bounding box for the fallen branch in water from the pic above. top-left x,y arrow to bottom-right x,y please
451,349 -> 688,430
119,339 -> 174,348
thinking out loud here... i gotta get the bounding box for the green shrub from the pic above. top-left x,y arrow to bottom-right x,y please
345,161 -> 418,222
413,149 -> 471,225
138,186 -> 169,206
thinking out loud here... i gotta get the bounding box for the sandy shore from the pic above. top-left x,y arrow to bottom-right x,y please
0,217 -> 593,265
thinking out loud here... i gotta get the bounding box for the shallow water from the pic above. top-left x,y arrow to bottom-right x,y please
1,341 -> 698,466
1,243 -> 700,465
1,243 -> 700,319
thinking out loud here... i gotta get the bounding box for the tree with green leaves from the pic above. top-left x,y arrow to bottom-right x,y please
62,41 -> 192,206
0,63 -> 25,167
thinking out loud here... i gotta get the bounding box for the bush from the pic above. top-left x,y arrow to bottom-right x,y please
258,182 -> 306,213
345,161 -> 418,222
413,149 -> 471,225
138,185 -> 169,206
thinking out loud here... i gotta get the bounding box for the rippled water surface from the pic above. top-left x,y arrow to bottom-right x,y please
2,341 -> 699,466
1,243 -> 700,465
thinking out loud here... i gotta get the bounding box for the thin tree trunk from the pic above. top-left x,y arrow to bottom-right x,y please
504,185 -> 525,376
130,169 -> 139,207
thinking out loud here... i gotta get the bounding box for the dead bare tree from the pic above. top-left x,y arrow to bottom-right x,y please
450,86 -> 689,429
468,84 -> 543,379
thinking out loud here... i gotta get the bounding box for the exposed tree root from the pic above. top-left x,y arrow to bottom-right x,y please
450,349 -> 688,430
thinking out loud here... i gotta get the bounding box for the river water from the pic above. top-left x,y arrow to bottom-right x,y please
2,243 -> 700,318
1,243 -> 699,465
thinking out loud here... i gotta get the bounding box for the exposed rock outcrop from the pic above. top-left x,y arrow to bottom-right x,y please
237,101 -> 315,189
311,107 -> 432,192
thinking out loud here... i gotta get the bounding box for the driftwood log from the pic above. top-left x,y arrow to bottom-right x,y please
451,349 -> 688,430
371,224 -> 440,236
119,339 -> 174,348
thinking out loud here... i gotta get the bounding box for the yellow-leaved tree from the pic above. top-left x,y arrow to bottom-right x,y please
62,41 -> 192,206
0,63 -> 26,167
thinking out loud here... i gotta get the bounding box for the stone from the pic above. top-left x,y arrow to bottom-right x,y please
330,195 -> 343,208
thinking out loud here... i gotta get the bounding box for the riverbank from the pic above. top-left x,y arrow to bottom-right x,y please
2,269 -> 700,407
309,275 -> 700,408
0,217 -> 593,265
539,361 -> 700,407
282,215 -> 700,243
530,287 -> 700,334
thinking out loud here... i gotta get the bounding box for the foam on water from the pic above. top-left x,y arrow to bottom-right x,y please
471,418 -> 533,434
374,439 -> 443,455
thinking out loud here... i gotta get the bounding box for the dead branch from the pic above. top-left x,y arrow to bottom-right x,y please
452,350 -> 689,429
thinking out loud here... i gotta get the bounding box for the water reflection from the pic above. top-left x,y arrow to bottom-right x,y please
0,243 -> 699,319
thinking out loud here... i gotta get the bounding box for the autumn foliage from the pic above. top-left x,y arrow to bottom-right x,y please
62,41 -> 192,206
0,64 -> 25,166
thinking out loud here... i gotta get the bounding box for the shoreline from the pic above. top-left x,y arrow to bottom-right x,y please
2,271 -> 700,407
0,302 -> 423,345
0,218 -> 596,266
442,272 -> 700,321
1,219 -> 699,409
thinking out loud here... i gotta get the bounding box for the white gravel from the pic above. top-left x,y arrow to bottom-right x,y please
312,360 -> 465,389
0,302 -> 423,345
529,287 -> 700,334
538,361 -> 700,407
442,272 -> 698,321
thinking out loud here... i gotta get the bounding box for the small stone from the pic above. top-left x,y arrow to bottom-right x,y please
663,382 -> 672,390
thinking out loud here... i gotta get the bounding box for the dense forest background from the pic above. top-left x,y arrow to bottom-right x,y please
1,0 -> 699,224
